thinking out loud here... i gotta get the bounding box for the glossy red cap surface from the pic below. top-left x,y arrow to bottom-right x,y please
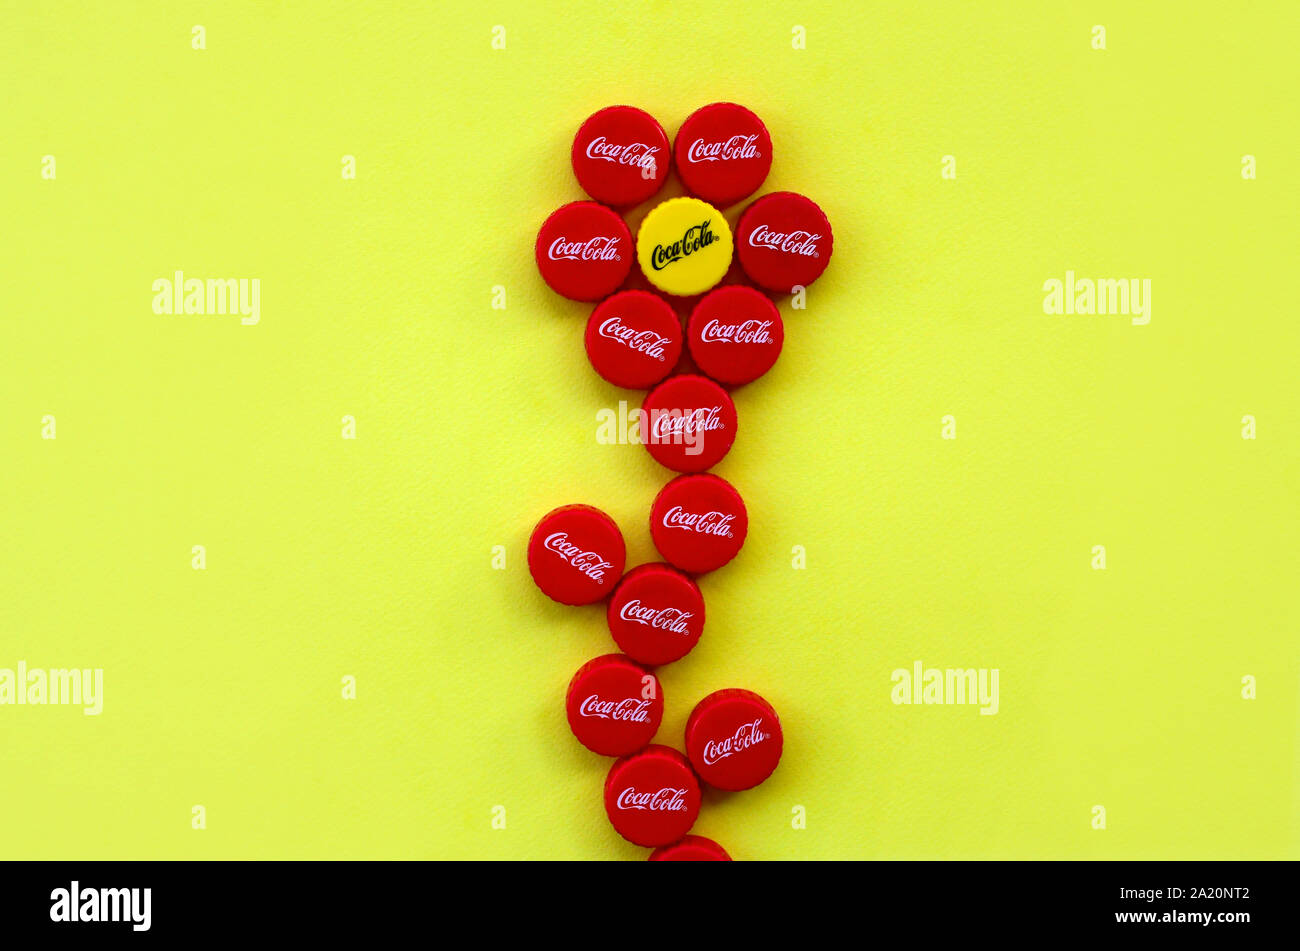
536,201 -> 634,301
566,654 -> 663,756
604,744 -> 702,847
572,106 -> 670,207
649,834 -> 732,861
606,563 -> 705,666
527,504 -> 626,605
735,192 -> 833,293
685,688 -> 783,791
649,474 -> 748,575
585,290 -> 682,389
686,285 -> 784,385
640,374 -> 737,473
673,103 -> 772,208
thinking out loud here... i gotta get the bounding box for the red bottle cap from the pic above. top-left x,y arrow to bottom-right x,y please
527,504 -> 626,605
566,654 -> 663,756
607,563 -> 705,666
649,474 -> 747,574
735,192 -> 833,294
686,285 -> 784,386
649,835 -> 732,861
536,202 -> 633,301
572,106 -> 671,207
673,103 -> 773,208
685,688 -> 783,791
584,291 -> 682,389
640,374 -> 737,473
604,744 -> 701,847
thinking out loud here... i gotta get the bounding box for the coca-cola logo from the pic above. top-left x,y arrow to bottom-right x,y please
650,220 -> 718,271
661,506 -> 735,539
648,406 -> 723,440
585,136 -> 660,170
548,236 -> 622,262
700,318 -> 773,345
579,694 -> 653,723
614,786 -> 688,812
619,599 -> 694,635
543,532 -> 613,582
598,316 -> 670,362
747,224 -> 820,258
702,718 -> 769,765
686,134 -> 761,164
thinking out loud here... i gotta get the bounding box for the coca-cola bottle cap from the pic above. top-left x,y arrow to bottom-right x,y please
640,373 -> 737,473
585,290 -> 682,389
648,834 -> 732,861
572,106 -> 671,207
566,654 -> 664,756
673,103 -> 772,208
527,504 -> 626,605
536,201 -> 634,301
686,285 -> 784,386
635,197 -> 733,297
604,744 -> 702,847
685,688 -> 783,791
734,192 -> 833,294
606,563 -> 705,666
649,473 -> 748,574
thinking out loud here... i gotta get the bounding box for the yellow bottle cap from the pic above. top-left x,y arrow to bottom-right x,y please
636,197 -> 733,297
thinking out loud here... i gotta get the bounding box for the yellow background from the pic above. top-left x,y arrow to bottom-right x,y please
2,2 -> 1297,859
